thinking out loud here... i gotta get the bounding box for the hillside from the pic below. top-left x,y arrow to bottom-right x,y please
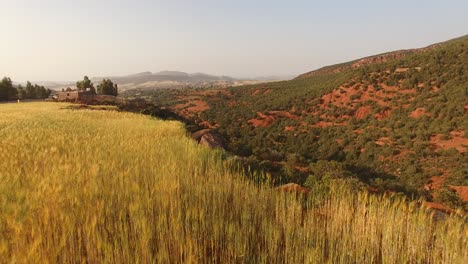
1,102 -> 466,262
142,35 -> 468,208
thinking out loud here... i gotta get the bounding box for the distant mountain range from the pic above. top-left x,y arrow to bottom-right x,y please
92,71 -> 236,85
36,71 -> 286,91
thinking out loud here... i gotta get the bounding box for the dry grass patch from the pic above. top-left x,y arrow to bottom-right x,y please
0,102 -> 466,263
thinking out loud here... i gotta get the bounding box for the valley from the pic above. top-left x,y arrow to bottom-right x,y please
131,35 -> 468,210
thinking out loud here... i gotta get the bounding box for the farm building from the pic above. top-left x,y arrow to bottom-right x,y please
57,90 -> 95,101
55,90 -> 147,108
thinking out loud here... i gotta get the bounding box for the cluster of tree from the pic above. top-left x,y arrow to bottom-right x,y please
17,81 -> 52,99
66,76 -> 118,96
0,77 -> 51,101
76,76 -> 96,93
97,78 -> 118,96
0,77 -> 16,100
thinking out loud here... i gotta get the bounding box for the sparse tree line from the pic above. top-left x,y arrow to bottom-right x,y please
0,77 -> 52,101
0,75 -> 119,101
63,76 -> 118,96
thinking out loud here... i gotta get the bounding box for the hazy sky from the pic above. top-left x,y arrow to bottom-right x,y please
1,0 -> 467,81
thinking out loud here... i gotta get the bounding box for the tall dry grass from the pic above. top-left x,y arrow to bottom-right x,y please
0,102 -> 466,263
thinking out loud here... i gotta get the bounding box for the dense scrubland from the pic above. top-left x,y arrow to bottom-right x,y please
0,103 -> 466,263
140,35 -> 468,209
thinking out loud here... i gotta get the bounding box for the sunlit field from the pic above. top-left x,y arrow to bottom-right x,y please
0,102 -> 466,263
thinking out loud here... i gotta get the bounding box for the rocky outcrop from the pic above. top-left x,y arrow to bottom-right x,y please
192,129 -> 225,149
191,129 -> 212,141
200,133 -> 225,149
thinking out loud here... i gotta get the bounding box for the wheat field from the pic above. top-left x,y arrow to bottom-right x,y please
0,102 -> 466,263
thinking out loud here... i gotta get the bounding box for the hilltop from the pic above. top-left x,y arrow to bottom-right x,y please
0,102 -> 466,262
141,35 -> 468,209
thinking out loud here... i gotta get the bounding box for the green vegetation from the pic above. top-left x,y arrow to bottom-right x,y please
141,35 -> 468,205
76,76 -> 96,93
0,102 -> 466,262
0,77 -> 16,100
97,78 -> 119,96
73,76 -> 118,96
0,77 -> 51,101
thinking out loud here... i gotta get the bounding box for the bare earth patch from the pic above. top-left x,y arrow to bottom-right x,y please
410,107 -> 431,118
187,100 -> 209,112
425,176 -> 446,191
252,89 -> 262,96
430,131 -> 467,153
354,106 -> 371,119
375,137 -> 392,146
375,109 -> 391,120
248,111 -> 299,128
449,186 -> 468,202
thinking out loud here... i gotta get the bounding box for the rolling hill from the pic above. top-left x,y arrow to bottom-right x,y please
38,71 -> 270,92
143,35 -> 468,209
91,71 -> 235,87
0,102 -> 466,262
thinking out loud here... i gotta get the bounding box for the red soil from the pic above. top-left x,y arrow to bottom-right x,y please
192,89 -> 232,97
400,88 -> 417,94
248,115 -> 276,128
395,68 -> 409,73
187,100 -> 209,112
199,121 -> 218,129
252,89 -> 262,96
423,201 -> 453,214
425,175 -> 468,204
430,131 -> 467,153
311,121 -> 345,128
425,176 -> 446,191
449,186 -> 468,202
354,106 -> 371,119
248,111 -> 299,128
353,129 -> 364,134
317,81 -> 407,122
252,89 -> 272,96
268,111 -> 299,119
410,107 -> 431,118
375,137 -> 392,146
375,109 -> 391,120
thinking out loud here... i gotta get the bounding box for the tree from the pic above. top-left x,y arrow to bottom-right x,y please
25,81 -> 36,99
97,79 -> 118,96
436,187 -> 466,210
76,76 -> 96,93
17,84 -> 26,100
0,77 -> 15,101
35,85 -> 50,98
